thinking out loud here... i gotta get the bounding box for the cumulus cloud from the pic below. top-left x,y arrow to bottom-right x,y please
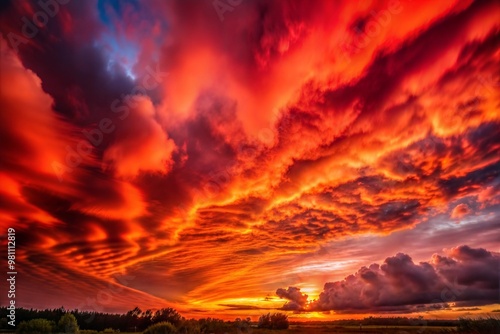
277,246 -> 499,313
276,287 -> 309,311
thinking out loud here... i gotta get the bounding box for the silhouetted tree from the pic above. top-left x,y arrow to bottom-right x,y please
59,313 -> 80,333
16,318 -> 55,334
258,312 -> 288,329
177,319 -> 201,334
153,308 -> 182,326
127,307 -> 142,318
199,317 -> 231,333
258,313 -> 271,329
234,317 -> 252,332
143,321 -> 176,334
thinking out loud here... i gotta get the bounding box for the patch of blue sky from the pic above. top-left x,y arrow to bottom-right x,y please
96,0 -> 167,80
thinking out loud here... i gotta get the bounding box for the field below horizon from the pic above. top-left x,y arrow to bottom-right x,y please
0,326 -> 466,334
251,324 -> 458,333
0,324 -> 468,334
0,325 -> 466,334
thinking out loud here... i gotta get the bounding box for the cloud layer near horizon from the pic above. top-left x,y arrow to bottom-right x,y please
277,245 -> 499,313
0,0 -> 499,317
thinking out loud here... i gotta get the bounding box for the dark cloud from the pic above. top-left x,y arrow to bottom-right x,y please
453,307 -> 482,311
277,246 -> 499,313
276,287 -> 309,311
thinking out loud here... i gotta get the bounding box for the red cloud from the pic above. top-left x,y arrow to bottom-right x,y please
0,0 -> 498,317
451,203 -> 471,219
103,96 -> 176,178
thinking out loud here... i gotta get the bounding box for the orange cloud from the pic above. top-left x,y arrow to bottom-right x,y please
103,96 -> 177,178
451,203 -> 472,219
0,0 -> 498,319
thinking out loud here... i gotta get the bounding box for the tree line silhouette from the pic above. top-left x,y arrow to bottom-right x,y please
0,306 -> 287,332
1,306 -> 473,333
0,306 -> 186,332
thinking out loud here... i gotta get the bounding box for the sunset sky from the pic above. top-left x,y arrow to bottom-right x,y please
0,0 -> 499,321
